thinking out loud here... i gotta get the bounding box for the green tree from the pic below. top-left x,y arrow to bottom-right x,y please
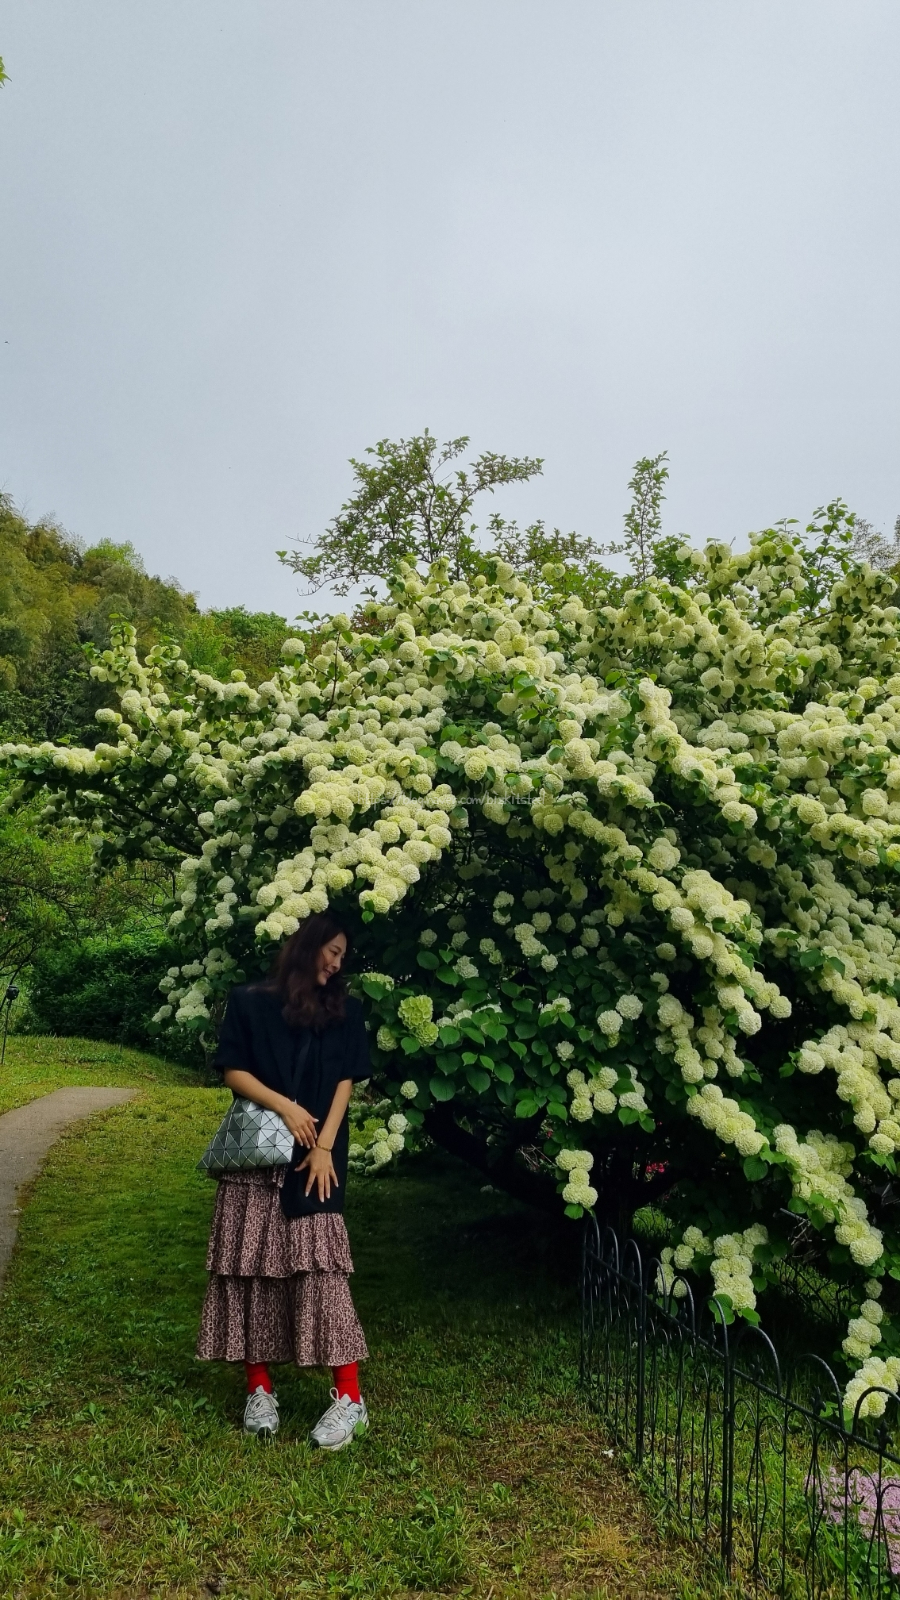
0,795 -> 168,988
0,496 -> 199,743
601,450 -> 670,582
278,431 -> 544,595
850,517 -> 900,576
178,607 -> 291,683
279,432 -> 684,613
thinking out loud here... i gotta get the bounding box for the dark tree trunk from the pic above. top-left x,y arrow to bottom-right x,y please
422,1104 -> 559,1214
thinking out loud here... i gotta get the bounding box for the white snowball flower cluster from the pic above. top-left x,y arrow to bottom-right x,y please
397,993 -> 438,1047
659,1224 -> 767,1313
556,1147 -> 598,1208
566,1062 -> 648,1120
657,1225 -> 714,1300
350,1108 -> 411,1172
798,1020 -> 900,1155
709,1226 -> 769,1314
843,1355 -> 900,1422
842,1278 -> 885,1363
686,1084 -> 767,1158
771,1124 -> 883,1265
655,992 -> 748,1084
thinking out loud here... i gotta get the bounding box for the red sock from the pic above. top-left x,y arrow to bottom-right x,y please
245,1361 -> 272,1394
332,1362 -> 360,1403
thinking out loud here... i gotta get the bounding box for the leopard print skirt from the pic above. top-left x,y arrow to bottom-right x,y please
196,1169 -> 368,1367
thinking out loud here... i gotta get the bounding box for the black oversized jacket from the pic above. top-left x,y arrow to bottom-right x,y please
211,985 -> 371,1218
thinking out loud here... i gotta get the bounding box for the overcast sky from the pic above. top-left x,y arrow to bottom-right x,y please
1,2 -> 898,617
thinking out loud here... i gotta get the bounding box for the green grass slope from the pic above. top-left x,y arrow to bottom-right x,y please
0,1035 -> 197,1116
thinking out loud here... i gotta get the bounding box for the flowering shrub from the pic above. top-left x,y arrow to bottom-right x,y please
7,499 -> 900,1411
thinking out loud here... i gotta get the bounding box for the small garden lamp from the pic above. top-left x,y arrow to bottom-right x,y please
1,983 -> 19,1067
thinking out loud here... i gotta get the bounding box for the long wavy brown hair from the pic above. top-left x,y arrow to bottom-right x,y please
262,912 -> 351,1030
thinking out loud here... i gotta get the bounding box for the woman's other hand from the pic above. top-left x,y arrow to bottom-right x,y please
296,1145 -> 339,1201
280,1101 -> 319,1148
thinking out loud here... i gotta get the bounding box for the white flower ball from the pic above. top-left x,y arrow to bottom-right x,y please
598,1010 -> 623,1036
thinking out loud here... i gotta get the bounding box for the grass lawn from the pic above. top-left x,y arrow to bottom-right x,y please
0,1042 -> 709,1599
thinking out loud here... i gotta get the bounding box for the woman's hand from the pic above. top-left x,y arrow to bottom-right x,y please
279,1100 -> 319,1148
296,1144 -> 339,1201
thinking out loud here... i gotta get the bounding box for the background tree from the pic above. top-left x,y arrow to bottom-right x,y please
278,431 -> 544,595
177,606 -> 292,683
0,494 -> 294,743
277,429 -> 680,613
850,516 -> 900,576
0,795 -> 168,983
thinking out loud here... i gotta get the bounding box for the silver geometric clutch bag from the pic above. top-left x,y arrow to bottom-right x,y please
197,1096 -> 295,1176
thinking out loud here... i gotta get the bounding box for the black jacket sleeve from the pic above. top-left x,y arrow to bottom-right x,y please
345,997 -> 373,1081
210,988 -> 255,1079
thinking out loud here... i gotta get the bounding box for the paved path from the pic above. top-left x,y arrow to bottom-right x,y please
0,1087 -> 136,1287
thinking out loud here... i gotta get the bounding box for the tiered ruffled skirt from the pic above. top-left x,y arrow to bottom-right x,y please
196,1169 -> 368,1367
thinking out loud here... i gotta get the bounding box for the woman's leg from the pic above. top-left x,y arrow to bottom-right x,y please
331,1361 -> 360,1402
245,1361 -> 273,1394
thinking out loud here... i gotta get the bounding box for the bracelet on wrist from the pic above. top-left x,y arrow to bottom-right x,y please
316,1141 -> 333,1152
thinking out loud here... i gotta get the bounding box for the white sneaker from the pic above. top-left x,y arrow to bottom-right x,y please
243,1386 -> 279,1438
309,1388 -> 369,1451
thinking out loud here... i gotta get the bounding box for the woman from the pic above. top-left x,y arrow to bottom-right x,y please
197,912 -> 371,1449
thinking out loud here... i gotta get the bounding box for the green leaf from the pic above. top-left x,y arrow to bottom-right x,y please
429,1076 -> 455,1102
515,1097 -> 541,1119
465,1067 -> 490,1093
743,1157 -> 767,1182
799,948 -> 824,969
564,1203 -> 584,1220
459,1021 -> 485,1045
481,1020 -> 507,1041
400,1035 -> 421,1055
493,1062 -> 514,1083
417,950 -> 440,970
509,1040 -> 527,1059
545,1102 -> 568,1120
437,1025 -> 461,1046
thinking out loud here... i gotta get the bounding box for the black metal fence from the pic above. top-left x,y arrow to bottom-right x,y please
581,1217 -> 900,1597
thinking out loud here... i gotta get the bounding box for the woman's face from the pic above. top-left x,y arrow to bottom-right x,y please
316,932 -> 347,985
